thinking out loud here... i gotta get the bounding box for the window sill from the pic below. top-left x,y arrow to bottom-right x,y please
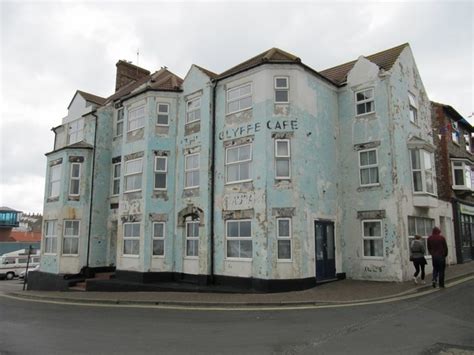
225,179 -> 253,186
362,256 -> 384,261
121,255 -> 140,258
127,127 -> 145,134
277,259 -> 293,263
62,254 -> 79,257
355,112 -> 376,119
124,189 -> 142,194
152,255 -> 165,259
184,256 -> 199,260
156,124 -> 169,127
185,120 -> 200,126
225,257 -> 252,262
226,107 -> 252,116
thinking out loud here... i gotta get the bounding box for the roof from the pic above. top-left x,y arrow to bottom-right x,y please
0,207 -> 21,212
67,90 -> 107,110
218,47 -> 301,79
193,65 -> 219,79
319,43 -> 409,85
8,231 -> 42,243
432,101 -> 474,132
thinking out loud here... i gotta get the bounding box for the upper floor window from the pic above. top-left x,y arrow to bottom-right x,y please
112,163 -> 121,196
154,156 -> 167,190
464,134 -> 472,153
452,161 -> 473,190
43,220 -> 57,254
152,222 -> 165,256
123,223 -> 140,256
68,118 -> 84,145
408,93 -> 418,124
355,88 -> 375,116
185,220 -> 199,257
274,77 -> 289,103
69,163 -> 81,196
408,216 -> 434,257
48,164 -> 61,198
226,144 -> 252,184
128,105 -> 145,132
124,158 -> 143,192
226,219 -> 252,259
115,108 -> 124,136
63,220 -> 80,255
275,139 -> 291,179
362,219 -> 383,258
451,122 -> 460,144
186,97 -> 201,124
359,149 -> 379,186
185,153 -> 200,188
227,83 -> 252,114
277,218 -> 291,260
157,103 -> 169,126
410,149 -> 435,194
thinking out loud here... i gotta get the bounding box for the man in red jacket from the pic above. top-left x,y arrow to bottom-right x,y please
427,227 -> 448,288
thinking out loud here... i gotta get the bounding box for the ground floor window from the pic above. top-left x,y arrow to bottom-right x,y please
226,219 -> 252,259
277,218 -> 291,260
362,220 -> 383,258
152,222 -> 165,256
186,220 -> 199,257
123,223 -> 140,255
408,216 -> 434,256
44,220 -> 57,254
63,220 -> 80,255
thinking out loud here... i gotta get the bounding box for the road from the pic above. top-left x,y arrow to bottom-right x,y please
0,279 -> 473,354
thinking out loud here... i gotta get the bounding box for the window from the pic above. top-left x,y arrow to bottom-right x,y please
410,149 -> 435,194
362,220 -> 383,258
185,220 -> 199,257
68,118 -> 84,145
123,223 -> 140,255
184,154 -> 199,188
69,163 -> 81,196
227,83 -> 252,114
226,220 -> 252,259
359,149 -> 379,186
451,122 -> 460,144
48,164 -> 61,198
452,161 -> 473,190
157,103 -> 169,126
154,157 -> 167,190
124,158 -> 142,192
408,93 -> 418,124
275,139 -> 291,179
408,216 -> 434,256
355,88 -> 375,116
128,105 -> 145,132
112,163 -> 121,195
44,220 -> 57,254
152,222 -> 165,256
464,134 -> 472,153
226,144 -> 252,183
275,77 -> 289,103
277,218 -> 291,260
63,220 -> 79,255
186,97 -> 201,124
116,108 -> 124,136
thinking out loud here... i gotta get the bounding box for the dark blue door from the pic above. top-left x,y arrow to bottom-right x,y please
315,221 -> 336,282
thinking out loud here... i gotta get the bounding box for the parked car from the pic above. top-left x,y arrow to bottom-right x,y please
19,264 -> 40,280
0,249 -> 40,280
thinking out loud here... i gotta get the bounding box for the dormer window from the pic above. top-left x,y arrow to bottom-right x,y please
68,118 -> 84,145
355,88 -> 375,116
408,92 -> 418,124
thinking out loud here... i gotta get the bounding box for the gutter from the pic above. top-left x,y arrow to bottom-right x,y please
209,80 -> 217,283
86,111 -> 98,271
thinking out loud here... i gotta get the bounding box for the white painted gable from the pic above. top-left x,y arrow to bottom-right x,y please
347,56 -> 380,87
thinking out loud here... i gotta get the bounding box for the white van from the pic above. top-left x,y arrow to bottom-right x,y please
0,249 -> 40,280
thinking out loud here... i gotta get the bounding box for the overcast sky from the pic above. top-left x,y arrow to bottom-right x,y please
0,0 -> 473,214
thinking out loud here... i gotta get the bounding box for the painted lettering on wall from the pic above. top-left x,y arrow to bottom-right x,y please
224,192 -> 255,211
218,120 -> 298,140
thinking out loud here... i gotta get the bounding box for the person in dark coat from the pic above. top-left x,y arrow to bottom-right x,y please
410,234 -> 427,284
427,227 -> 448,288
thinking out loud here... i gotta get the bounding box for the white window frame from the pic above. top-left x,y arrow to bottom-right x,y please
69,163 -> 81,196
274,77 -> 289,104
275,139 -> 291,180
464,133 -> 472,154
362,219 -> 383,259
115,108 -> 124,137
154,156 -> 167,190
185,220 -> 199,258
184,153 -> 200,189
227,83 -> 252,115
127,105 -> 145,132
408,92 -> 418,124
408,216 -> 434,257
43,220 -> 57,254
452,122 -> 460,145
355,88 -> 375,116
226,219 -> 252,260
451,160 -> 472,190
123,222 -> 140,256
186,97 -> 201,124
111,163 -> 121,196
358,148 -> 379,186
225,144 -> 252,184
157,103 -> 169,126
48,164 -> 61,198
410,149 -> 436,195
277,218 -> 292,261
124,158 -> 143,193
63,220 -> 80,256
152,222 -> 165,257
68,118 -> 84,145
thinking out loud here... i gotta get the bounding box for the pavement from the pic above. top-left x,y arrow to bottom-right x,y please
4,262 -> 474,308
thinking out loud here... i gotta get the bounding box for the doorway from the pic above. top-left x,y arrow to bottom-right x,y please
314,220 -> 336,282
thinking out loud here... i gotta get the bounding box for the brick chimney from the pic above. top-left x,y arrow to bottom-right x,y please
115,60 -> 150,92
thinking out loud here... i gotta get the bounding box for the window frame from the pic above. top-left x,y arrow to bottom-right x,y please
48,164 -> 61,198
123,222 -> 140,256
408,92 -> 418,124
277,218 -> 292,261
185,220 -> 199,258
111,162 -> 121,196
43,220 -> 57,255
451,160 -> 473,190
124,158 -> 143,193
227,83 -> 252,115
184,153 -> 200,189
154,156 -> 167,191
274,76 -> 289,104
127,105 -> 145,132
410,149 -> 436,195
152,222 -> 165,257
186,97 -> 201,124
407,216 -> 434,257
355,88 -> 375,116
361,219 -> 384,259
451,122 -> 460,145
157,103 -> 170,126
68,162 -> 81,196
464,133 -> 472,154
225,143 -> 252,184
358,148 -> 380,187
62,220 -> 80,256
275,139 -> 291,180
225,219 -> 253,260
115,108 -> 124,137
68,118 -> 84,145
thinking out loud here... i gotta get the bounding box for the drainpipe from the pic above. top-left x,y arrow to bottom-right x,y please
209,80 -> 217,284
86,111 -> 98,272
